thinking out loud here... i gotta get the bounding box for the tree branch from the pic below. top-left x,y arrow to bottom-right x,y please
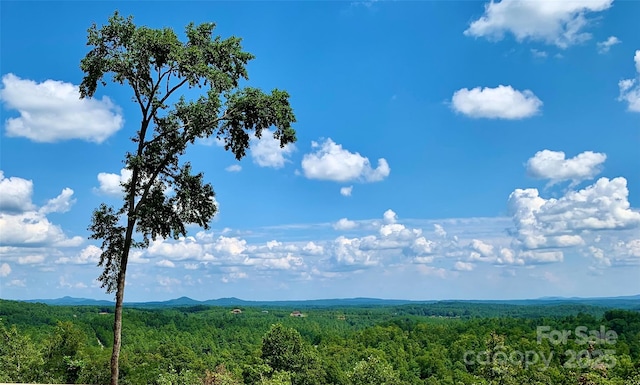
133,110 -> 231,216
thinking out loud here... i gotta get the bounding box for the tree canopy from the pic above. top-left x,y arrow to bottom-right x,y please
79,11 -> 297,384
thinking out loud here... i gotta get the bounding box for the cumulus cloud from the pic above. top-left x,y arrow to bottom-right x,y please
526,150 -> 606,186
302,241 -> 324,255
0,171 -> 35,213
0,73 -> 123,143
468,239 -> 496,262
434,224 -> 447,238
95,168 -> 132,197
618,50 -> 640,112
0,263 -> 11,277
250,129 -> 296,168
509,177 -> 640,250
0,212 -> 83,246
340,186 -> 353,197
520,250 -> 564,264
157,259 -> 176,268
40,188 -> 76,214
211,236 -> 248,258
597,36 -> 621,54
246,253 -> 304,271
383,209 -> 398,224
334,218 -> 358,231
301,139 -> 390,182
464,0 -> 613,49
451,85 -> 542,119
0,171 -> 81,247
55,245 -> 102,265
495,248 -> 525,266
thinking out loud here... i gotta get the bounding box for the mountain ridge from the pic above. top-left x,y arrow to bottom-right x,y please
16,294 -> 640,309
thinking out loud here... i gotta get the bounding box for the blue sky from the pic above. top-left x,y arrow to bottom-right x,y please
1,0 -> 639,302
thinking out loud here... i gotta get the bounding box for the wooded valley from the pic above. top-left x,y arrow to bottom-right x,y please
1,299 -> 639,384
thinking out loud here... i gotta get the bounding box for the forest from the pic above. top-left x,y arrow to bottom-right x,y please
1,299 -> 639,384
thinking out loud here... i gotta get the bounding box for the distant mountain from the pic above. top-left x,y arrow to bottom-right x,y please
25,296 -> 115,307
20,294 -> 640,309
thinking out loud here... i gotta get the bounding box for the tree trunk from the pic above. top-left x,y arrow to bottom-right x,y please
110,217 -> 135,385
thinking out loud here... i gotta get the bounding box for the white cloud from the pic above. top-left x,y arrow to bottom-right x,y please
246,253 -> 304,271
526,150 -> 606,186
468,239 -> 495,262
59,276 -> 87,289
225,164 -> 242,172
0,200 -> 82,247
302,241 -> 324,255
412,237 -> 435,256
221,270 -> 248,283
618,50 -> 640,112
157,275 -> 181,287
0,263 -> 11,277
0,172 -> 81,248
40,188 -> 76,214
211,236 -> 247,257
597,36 -> 621,54
0,73 -> 123,143
157,259 -> 176,268
331,236 -> 378,268
464,0 -> 613,49
451,85 -> 542,119
520,250 -> 564,264
0,171 -> 35,213
95,168 -> 132,197
333,218 -> 358,231
383,209 -> 398,224
17,255 -> 45,265
453,261 -> 475,271
509,177 -> 640,250
585,238 -> 640,268
340,186 -> 353,197
301,138 -> 390,182
434,224 -> 447,238
148,236 -> 204,260
250,129 -> 296,168
55,245 -> 102,265
495,248 -> 525,266
530,49 -> 548,58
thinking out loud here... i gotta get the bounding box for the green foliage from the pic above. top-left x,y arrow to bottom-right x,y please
2,300 -> 640,384
0,321 -> 43,382
261,324 -> 307,373
80,11 -> 297,292
42,321 -> 88,382
157,368 -> 202,385
260,323 -> 326,385
348,355 -> 404,385
79,12 -> 296,384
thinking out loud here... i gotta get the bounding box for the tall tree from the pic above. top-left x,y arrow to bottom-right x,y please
79,12 -> 296,385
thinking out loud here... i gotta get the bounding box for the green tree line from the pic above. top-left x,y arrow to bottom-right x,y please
1,300 -> 639,384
